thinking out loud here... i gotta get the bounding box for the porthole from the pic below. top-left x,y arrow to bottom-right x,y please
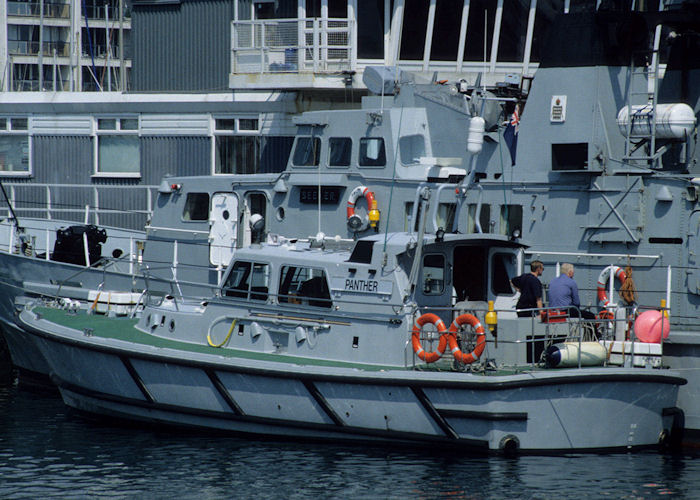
276,207 -> 285,221
169,320 -> 176,331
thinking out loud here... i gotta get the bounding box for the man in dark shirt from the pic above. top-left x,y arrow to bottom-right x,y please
511,260 -> 544,317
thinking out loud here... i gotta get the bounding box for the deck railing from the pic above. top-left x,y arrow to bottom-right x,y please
0,182 -> 157,229
231,18 -> 355,74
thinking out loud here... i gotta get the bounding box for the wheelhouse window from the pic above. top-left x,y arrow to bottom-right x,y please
437,203 -> 456,232
182,192 -> 209,221
467,204 -> 491,233
500,205 -> 523,238
422,254 -> 445,295
278,265 -> 331,308
292,137 -> 321,167
95,117 -> 140,177
359,137 -> 386,167
328,137 -> 352,167
492,252 -> 518,295
0,117 -> 30,175
223,261 -> 269,301
214,117 -> 261,174
399,134 -> 425,165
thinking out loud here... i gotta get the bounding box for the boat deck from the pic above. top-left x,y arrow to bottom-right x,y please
31,306 -> 551,375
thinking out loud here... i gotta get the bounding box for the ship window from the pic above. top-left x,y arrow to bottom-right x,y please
239,119 -> 259,131
292,137 -> 321,167
422,254 -> 445,295
278,265 -> 331,308
437,203 -> 456,232
552,143 -> 588,170
499,205 -> 522,237
359,137 -> 386,167
399,134 -> 425,165
491,252 -> 517,295
10,118 -> 28,131
467,204 -> 490,233
223,261 -> 269,301
329,137 -> 352,167
182,192 -> 209,221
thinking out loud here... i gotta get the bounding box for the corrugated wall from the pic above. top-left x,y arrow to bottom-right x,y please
3,135 -> 213,230
132,0 -> 236,92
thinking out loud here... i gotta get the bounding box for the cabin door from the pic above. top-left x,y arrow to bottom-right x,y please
209,193 -> 238,267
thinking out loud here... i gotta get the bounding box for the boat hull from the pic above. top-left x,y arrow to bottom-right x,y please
20,309 -> 684,453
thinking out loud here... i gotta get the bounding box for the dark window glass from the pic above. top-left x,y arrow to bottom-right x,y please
422,254 -> 445,295
400,0 -> 429,60
491,252 -> 516,294
292,137 -> 321,166
329,137 -> 352,166
359,137 -> 386,166
463,0 -> 496,62
183,192 -> 209,221
500,204 -> 522,237
216,119 -> 236,131
357,0 -> 384,59
531,0 -> 565,62
215,136 -> 260,174
430,0 -> 461,61
498,0 -> 529,62
278,266 -> 331,308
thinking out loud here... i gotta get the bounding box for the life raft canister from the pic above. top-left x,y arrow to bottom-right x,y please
448,313 -> 486,364
346,186 -> 380,232
597,265 -> 627,309
412,313 -> 448,363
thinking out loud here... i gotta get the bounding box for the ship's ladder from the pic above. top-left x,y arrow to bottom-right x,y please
622,45 -> 661,166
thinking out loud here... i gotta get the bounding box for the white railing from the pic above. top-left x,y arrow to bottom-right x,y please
0,182 -> 157,228
231,18 -> 355,74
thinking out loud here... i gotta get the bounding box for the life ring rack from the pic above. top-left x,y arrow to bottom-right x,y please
411,313 -> 448,363
596,265 -> 627,309
346,186 -> 379,231
448,313 -> 487,364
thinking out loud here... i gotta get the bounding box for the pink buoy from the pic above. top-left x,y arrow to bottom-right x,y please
634,310 -> 671,343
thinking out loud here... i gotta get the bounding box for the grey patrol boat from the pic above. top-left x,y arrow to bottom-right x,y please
17,209 -> 685,453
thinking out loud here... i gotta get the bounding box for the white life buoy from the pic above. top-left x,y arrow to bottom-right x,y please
346,186 -> 379,231
597,265 -> 627,309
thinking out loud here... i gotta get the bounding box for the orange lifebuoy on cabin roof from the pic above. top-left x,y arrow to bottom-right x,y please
447,313 -> 486,364
412,313 -> 448,363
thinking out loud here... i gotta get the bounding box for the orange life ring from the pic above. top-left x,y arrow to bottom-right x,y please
346,186 -> 379,231
597,265 -> 627,309
448,313 -> 486,364
411,313 -> 448,363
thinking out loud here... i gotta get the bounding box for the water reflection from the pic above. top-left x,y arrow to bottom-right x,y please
1,384 -> 698,499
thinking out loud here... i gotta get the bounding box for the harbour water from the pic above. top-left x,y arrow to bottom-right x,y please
2,380 -> 699,499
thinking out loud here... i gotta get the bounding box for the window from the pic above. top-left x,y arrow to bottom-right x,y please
214,117 -> 262,174
183,193 -> 209,221
422,254 -> 445,295
278,265 -> 331,308
359,137 -> 386,167
216,136 -> 259,174
292,137 -> 321,167
492,252 -> 517,295
500,204 -> 523,237
437,203 -> 456,232
0,117 -> 30,175
223,261 -> 269,301
468,204 -> 490,233
95,117 -> 140,176
399,135 -> 425,165
329,137 -> 352,167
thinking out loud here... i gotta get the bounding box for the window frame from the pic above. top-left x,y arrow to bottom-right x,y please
213,115 -> 262,174
92,116 -> 141,179
0,117 -> 31,177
